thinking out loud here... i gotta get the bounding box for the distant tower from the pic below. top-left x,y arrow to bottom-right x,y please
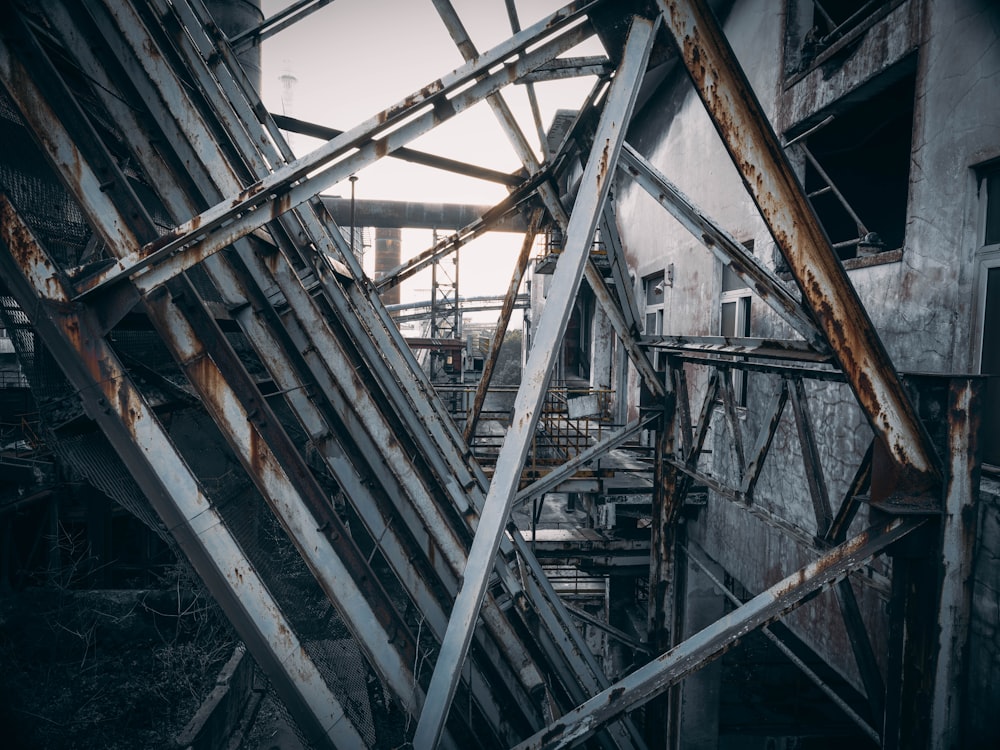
278,62 -> 297,149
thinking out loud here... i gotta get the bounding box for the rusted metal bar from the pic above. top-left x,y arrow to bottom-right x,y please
514,515 -> 925,750
413,18 -> 657,748
71,7 -> 596,297
718,366 -> 747,484
274,115 -> 524,187
645,335 -> 834,363
619,143 -> 827,352
739,378 -> 789,502
672,364 -> 694,461
788,376 -> 833,534
465,210 -> 543,443
601,203 -> 643,335
655,0 -> 940,496
0,196 -> 365,750
520,56 -> 613,83
824,441 -> 874,545
682,543 -> 881,743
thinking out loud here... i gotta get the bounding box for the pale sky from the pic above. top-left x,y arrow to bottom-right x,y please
257,0 -> 602,321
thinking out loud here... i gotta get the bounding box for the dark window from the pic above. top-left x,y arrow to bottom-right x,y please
795,71 -> 915,261
979,168 -> 1000,467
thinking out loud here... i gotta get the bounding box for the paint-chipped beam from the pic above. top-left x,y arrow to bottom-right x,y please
276,115 -> 524,187
654,0 -> 940,496
0,196 -> 366,750
70,4 -> 597,298
514,515 -> 925,750
619,143 -> 826,352
413,17 -> 657,748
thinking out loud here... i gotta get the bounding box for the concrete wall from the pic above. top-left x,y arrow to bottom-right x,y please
616,0 -> 1000,728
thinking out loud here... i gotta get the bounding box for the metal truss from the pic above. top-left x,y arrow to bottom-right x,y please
0,0 -> 981,748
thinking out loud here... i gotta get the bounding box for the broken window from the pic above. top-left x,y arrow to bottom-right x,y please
720,259 -> 751,406
785,0 -> 900,75
977,166 -> 1000,468
789,69 -> 915,262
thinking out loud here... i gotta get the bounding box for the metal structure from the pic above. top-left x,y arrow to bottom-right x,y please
0,1 -> 983,749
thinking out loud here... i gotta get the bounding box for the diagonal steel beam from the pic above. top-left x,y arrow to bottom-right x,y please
619,143 -> 826,351
514,515 -> 925,750
0,196 -> 366,750
70,2 -> 597,297
229,0 -> 334,52
413,18 -> 658,748
271,114 -> 524,187
514,415 -> 659,508
654,0 -> 940,495
465,210 -> 544,443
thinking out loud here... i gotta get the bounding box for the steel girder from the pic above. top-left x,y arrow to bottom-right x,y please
414,15 -> 658,748
0,197 -> 370,750
0,0 -> 970,747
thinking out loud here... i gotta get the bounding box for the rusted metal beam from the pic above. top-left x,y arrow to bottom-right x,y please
788,376 -> 833,534
644,335 -> 834,363
519,56 -> 614,83
824,441 -> 874,545
619,143 -> 827,352
739,378 -> 789,502
682,543 -> 881,743
276,115 -> 524,188
514,515 -> 925,749
930,376 -> 985,746
413,18 -> 657,748
0,196 -> 365,750
654,0 -> 940,496
465,210 -> 542,443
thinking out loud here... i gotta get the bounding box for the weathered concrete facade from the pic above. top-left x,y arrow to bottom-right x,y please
617,0 -> 999,744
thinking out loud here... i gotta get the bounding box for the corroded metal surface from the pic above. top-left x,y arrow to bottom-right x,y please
655,0 -> 941,497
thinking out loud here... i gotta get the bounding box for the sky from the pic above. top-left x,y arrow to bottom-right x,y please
257,0 -> 602,322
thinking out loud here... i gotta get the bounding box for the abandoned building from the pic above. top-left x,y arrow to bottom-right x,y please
0,0 -> 997,748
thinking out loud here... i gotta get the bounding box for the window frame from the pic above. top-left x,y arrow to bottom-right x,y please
974,166 -> 1000,469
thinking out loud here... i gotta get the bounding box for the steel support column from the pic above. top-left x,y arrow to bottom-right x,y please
413,17 -> 657,747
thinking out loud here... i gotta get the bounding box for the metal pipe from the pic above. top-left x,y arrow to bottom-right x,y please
654,0 -> 940,495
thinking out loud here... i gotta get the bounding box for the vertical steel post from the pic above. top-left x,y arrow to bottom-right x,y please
413,17 -> 657,747
655,0 -> 940,496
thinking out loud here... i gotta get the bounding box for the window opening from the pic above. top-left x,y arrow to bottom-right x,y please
789,71 -> 915,262
720,253 -> 752,406
644,271 -> 665,371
